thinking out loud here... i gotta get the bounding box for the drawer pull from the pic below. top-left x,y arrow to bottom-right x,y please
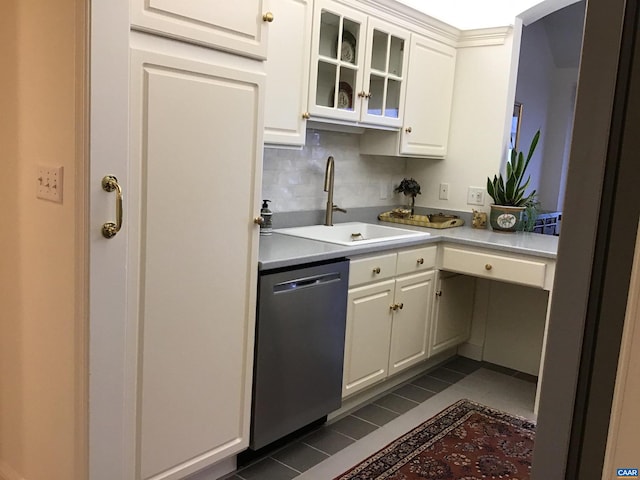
485,264 -> 493,271
373,267 -> 381,274
417,258 -> 424,265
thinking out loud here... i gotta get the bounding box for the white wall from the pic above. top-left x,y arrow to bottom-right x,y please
262,130 -> 408,212
406,27 -> 521,212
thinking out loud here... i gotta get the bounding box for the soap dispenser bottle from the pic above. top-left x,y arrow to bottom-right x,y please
260,200 -> 273,236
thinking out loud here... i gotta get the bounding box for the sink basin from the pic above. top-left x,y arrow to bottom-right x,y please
274,222 -> 431,246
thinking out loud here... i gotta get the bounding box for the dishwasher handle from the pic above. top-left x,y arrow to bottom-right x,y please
273,272 -> 342,293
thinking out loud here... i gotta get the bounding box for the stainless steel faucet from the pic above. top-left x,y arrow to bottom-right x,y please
324,156 -> 346,226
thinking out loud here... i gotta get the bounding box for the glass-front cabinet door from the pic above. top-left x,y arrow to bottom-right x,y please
308,0 -> 408,128
360,18 -> 409,128
308,0 -> 367,122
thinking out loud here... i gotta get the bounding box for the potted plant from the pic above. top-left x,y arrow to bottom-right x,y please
486,130 -> 540,232
395,178 -> 421,216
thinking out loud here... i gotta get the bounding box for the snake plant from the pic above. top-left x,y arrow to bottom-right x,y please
486,129 -> 540,207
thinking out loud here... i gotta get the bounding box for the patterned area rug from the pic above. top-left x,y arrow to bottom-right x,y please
334,399 -> 535,480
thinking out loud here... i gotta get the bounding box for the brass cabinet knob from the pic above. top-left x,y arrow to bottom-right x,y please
254,216 -> 265,225
417,258 -> 424,265
435,290 -> 442,297
365,92 -> 372,99
357,91 -> 367,98
390,304 -> 397,311
397,303 -> 404,310
302,112 -> 310,119
405,126 -> 412,133
373,267 -> 381,274
262,12 -> 274,22
485,264 -> 493,270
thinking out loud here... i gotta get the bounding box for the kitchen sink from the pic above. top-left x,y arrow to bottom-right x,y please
274,222 -> 431,246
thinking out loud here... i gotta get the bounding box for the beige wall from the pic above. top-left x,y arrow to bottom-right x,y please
0,1 -> 86,479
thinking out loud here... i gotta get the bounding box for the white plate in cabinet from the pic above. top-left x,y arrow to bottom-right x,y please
397,246 -> 437,275
131,0 -> 270,60
388,270 -> 435,375
342,279 -> 395,398
441,246 -> 548,289
349,252 -> 397,287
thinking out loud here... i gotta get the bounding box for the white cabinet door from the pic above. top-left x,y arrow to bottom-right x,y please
131,0 -> 270,59
430,272 -> 475,356
264,0 -> 312,146
360,17 -> 409,128
308,0 -> 409,127
129,48 -> 263,480
343,279 -> 395,398
309,0 -> 367,123
388,271 -> 435,375
401,34 -> 456,158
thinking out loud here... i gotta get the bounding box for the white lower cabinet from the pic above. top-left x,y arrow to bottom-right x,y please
342,247 -> 436,398
430,272 -> 475,356
388,270 -> 436,375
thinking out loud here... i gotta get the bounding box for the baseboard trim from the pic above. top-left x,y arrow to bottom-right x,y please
457,342 -> 483,361
0,461 -> 25,480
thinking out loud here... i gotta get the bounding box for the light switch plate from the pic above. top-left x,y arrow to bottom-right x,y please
37,166 -> 63,203
467,186 -> 485,206
439,183 -> 449,200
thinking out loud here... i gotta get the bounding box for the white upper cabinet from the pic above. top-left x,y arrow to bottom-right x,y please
263,0 -> 312,146
400,34 -> 457,157
130,0 -> 271,59
308,0 -> 409,127
359,33 -> 457,158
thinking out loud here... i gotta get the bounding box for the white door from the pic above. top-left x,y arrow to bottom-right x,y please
388,270 -> 435,375
342,279 -> 395,398
90,3 -> 264,479
401,34 -> 456,158
131,0 -> 270,59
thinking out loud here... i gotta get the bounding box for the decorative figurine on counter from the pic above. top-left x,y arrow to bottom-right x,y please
472,209 -> 488,229
394,178 -> 421,217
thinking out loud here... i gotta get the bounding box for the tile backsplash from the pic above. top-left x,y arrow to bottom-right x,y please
262,129 -> 408,212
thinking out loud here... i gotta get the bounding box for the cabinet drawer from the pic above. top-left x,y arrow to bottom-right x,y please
397,246 -> 437,275
441,246 -> 547,288
349,253 -> 397,287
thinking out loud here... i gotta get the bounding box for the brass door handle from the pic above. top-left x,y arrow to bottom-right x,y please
254,216 -> 265,225
417,258 -> 424,265
373,267 -> 381,274
405,127 -> 412,133
262,12 -> 274,22
102,175 -> 123,239
485,264 -> 493,271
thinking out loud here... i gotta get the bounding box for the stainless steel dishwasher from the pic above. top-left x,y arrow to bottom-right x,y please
250,259 -> 349,450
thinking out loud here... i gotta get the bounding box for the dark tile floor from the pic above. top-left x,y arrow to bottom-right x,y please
223,357 -> 534,480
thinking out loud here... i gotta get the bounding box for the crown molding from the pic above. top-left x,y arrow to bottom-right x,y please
458,26 -> 513,48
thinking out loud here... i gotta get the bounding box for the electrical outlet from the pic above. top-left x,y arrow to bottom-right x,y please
37,165 -> 64,203
467,187 -> 485,206
439,183 -> 449,200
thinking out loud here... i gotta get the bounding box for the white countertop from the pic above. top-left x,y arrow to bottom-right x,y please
259,222 -> 559,271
